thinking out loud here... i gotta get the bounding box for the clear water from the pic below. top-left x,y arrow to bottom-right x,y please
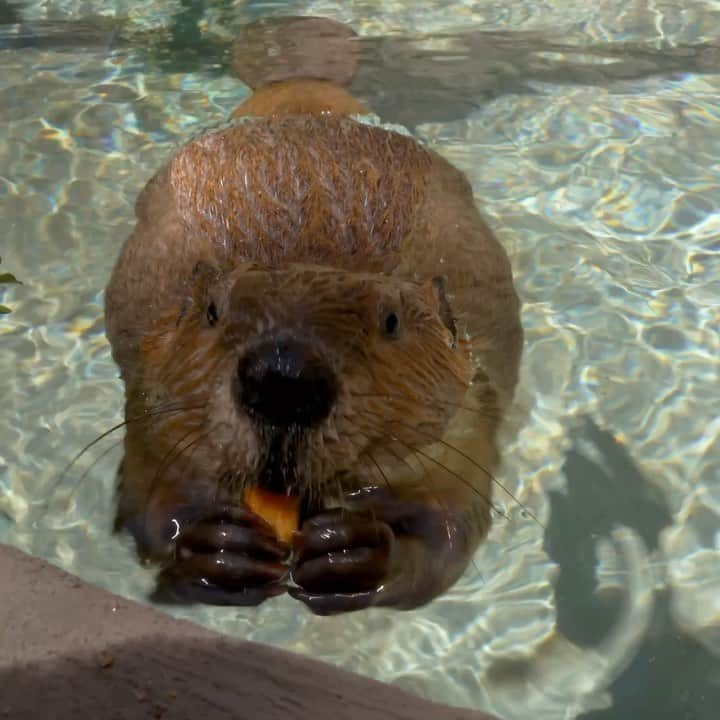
1,1 -> 719,718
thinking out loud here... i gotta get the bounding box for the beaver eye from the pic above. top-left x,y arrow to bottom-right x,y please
382,310 -> 400,339
206,301 -> 219,327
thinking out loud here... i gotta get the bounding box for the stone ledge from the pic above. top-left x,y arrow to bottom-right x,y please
0,543 -> 501,720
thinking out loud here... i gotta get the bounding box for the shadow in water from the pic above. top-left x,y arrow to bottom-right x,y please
546,418 -> 719,720
2,2 -> 720,129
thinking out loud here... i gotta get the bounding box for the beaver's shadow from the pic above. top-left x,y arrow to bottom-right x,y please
546,417 -> 719,720
2,3 -> 720,129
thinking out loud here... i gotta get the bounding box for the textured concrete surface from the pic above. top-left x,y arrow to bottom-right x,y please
0,543 -> 501,720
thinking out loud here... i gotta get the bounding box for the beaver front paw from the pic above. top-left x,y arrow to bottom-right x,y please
151,505 -> 290,606
288,507 -> 394,615
288,486 -> 475,615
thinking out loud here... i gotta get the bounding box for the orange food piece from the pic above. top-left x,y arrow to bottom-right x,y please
243,487 -> 299,544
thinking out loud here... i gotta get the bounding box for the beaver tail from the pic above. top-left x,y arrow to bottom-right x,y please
230,16 -> 368,117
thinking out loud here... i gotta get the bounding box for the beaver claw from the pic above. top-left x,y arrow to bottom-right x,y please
151,505 -> 290,606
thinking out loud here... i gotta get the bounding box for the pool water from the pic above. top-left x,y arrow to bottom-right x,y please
1,1 -> 718,719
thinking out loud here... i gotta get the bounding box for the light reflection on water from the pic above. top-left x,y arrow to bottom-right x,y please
1,2 -> 719,719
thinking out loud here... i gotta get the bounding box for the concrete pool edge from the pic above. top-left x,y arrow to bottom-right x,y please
0,543 -> 501,720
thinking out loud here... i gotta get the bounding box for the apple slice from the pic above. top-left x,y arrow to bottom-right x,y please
243,487 -> 299,545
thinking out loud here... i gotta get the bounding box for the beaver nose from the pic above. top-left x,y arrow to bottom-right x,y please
237,338 -> 337,427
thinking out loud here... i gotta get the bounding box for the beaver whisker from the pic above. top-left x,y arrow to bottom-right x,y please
49,402 -> 207,505
362,408 -> 544,527
74,437 -> 125,494
214,470 -> 232,496
333,471 -> 347,515
364,450 -> 394,494
370,445 -> 455,513
375,441 -> 420,479
223,466 -> 263,500
408,429 -> 541,528
46,437 -> 127,514
358,407 -> 496,483
142,400 -> 208,420
364,410 -> 542,528
150,427 -> 211,496
350,391 -> 501,422
58,419 -> 130,483
257,427 -> 301,496
353,413 -> 499,517
352,426 -> 417,486
151,425 -> 200,487
382,431 -> 502,519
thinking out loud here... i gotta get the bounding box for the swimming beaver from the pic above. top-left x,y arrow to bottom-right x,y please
105,16 -> 522,614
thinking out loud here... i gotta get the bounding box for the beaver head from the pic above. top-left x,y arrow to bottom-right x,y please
135,261 -> 471,508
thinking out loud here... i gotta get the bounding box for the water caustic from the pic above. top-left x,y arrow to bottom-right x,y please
0,1 -> 718,719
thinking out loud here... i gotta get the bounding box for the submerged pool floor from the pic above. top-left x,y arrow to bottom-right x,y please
1,2 -> 718,719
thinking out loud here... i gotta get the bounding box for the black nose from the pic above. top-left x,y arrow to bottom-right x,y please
237,338 -> 337,428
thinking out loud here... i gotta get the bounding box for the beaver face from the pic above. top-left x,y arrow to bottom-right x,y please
137,264 -> 472,505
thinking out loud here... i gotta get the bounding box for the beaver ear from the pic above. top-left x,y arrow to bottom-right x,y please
191,260 -> 222,290
426,275 -> 457,346
191,260 -> 224,302
178,260 -> 222,325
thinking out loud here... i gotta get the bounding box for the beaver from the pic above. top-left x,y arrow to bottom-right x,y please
104,16 -> 523,614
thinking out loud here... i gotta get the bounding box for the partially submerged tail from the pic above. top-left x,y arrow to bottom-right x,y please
230,16 -> 368,118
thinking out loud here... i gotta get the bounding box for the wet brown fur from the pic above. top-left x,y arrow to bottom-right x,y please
105,18 -> 523,595
233,80 -> 368,118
